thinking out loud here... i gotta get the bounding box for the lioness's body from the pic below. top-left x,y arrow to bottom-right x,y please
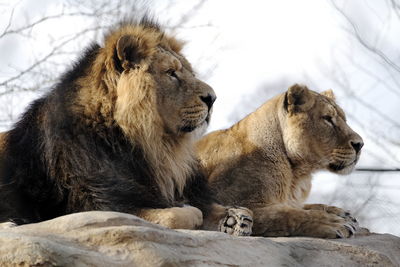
197,85 -> 364,238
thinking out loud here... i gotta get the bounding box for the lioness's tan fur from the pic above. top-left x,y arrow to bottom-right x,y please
197,84 -> 364,238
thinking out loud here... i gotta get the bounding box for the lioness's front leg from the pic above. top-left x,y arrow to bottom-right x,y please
252,204 -> 357,238
137,206 -> 203,230
202,204 -> 253,236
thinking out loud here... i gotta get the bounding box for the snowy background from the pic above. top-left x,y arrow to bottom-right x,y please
0,0 -> 399,235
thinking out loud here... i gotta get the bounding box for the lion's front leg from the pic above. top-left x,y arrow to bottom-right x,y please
252,204 -> 357,238
202,204 -> 253,236
136,206 -> 203,230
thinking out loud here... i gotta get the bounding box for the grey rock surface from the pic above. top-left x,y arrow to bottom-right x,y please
0,211 -> 398,266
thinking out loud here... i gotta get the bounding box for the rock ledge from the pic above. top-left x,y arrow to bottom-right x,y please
0,211 -> 398,266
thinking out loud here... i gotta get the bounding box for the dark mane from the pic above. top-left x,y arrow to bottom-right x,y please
58,43 -> 100,89
120,14 -> 161,30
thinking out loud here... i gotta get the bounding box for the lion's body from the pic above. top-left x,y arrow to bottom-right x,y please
197,85 -> 364,238
0,19 -> 253,234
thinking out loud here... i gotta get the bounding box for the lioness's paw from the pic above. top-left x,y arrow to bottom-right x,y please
323,206 -> 360,233
305,204 -> 361,235
339,211 -> 360,234
219,207 -> 253,236
315,213 -> 357,238
324,206 -> 357,222
334,221 -> 357,238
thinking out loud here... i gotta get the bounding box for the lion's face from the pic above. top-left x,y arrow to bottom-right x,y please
111,28 -> 215,139
150,48 -> 215,136
283,84 -> 363,174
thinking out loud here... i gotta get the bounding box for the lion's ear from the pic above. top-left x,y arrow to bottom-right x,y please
115,35 -> 149,71
285,84 -> 315,113
321,89 -> 336,100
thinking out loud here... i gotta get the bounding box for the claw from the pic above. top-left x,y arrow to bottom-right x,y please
347,219 -> 360,233
336,230 -> 344,238
344,223 -> 355,237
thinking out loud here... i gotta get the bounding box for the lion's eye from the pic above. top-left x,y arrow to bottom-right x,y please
322,115 -> 334,125
166,69 -> 178,79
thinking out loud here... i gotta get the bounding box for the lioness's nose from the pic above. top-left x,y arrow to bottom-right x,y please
200,93 -> 216,110
350,141 -> 364,153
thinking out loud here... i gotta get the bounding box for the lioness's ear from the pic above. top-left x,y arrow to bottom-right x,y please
115,35 -> 150,71
321,89 -> 336,100
285,84 -> 315,113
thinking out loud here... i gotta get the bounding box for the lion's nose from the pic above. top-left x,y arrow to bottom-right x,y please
350,141 -> 364,153
200,94 -> 216,111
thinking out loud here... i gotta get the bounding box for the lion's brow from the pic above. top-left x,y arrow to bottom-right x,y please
180,58 -> 194,73
169,51 -> 193,73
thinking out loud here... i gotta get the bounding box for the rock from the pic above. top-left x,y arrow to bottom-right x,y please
0,211 -> 398,266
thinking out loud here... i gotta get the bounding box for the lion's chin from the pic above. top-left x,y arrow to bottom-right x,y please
179,120 -> 208,139
180,113 -> 210,133
180,125 -> 197,133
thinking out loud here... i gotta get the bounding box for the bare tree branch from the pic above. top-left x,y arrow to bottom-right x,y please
356,168 -> 400,172
0,26 -> 102,92
331,0 -> 400,73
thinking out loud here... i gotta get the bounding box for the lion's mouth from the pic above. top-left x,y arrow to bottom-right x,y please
180,112 -> 211,133
180,119 -> 209,133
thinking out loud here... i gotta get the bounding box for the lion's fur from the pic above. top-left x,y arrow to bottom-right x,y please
0,18 -> 219,227
0,133 -> 4,152
112,67 -> 194,201
196,84 -> 364,238
67,24 -> 193,202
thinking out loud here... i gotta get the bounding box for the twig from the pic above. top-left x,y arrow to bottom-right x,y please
356,168 -> 400,172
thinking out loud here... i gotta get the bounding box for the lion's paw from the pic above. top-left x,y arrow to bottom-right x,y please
158,206 -> 203,230
219,207 -> 253,236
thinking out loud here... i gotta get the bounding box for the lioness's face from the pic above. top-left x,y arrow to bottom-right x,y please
284,85 -> 363,174
150,47 -> 216,136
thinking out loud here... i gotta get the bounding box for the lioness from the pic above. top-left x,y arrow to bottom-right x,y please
196,84 -> 364,238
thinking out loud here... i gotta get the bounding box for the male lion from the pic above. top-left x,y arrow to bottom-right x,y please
196,84 -> 364,238
0,19 -> 252,236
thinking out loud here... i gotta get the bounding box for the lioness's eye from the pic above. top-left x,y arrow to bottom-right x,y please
322,115 -> 333,125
